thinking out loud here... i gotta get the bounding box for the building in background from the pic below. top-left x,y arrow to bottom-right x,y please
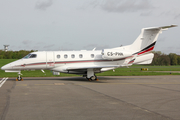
4,45 -> 9,52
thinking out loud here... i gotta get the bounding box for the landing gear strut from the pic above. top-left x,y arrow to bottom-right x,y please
86,68 -> 98,81
16,72 -> 23,81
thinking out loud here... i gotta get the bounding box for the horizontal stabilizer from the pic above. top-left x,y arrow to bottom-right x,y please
145,25 -> 177,30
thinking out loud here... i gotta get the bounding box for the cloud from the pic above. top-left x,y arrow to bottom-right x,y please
91,0 -> 153,13
159,46 -> 180,55
83,44 -> 110,50
157,37 -> 166,42
174,13 -> 180,19
43,44 -> 54,49
35,0 -> 53,10
158,10 -> 180,19
22,40 -> 32,45
140,11 -> 152,16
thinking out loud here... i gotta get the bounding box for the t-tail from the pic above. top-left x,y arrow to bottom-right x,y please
102,25 -> 177,66
126,25 -> 177,65
102,25 -> 177,65
131,25 -> 177,56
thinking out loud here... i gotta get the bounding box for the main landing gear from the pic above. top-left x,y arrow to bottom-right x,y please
86,75 -> 98,81
86,68 -> 99,81
16,72 -> 23,81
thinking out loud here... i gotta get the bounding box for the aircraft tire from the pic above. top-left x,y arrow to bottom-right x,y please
86,75 -> 97,81
17,77 -> 22,81
86,77 -> 91,81
90,75 -> 97,81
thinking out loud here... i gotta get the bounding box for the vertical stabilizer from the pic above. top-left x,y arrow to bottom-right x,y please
131,25 -> 177,55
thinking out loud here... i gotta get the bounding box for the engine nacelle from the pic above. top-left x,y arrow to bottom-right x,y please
101,49 -> 132,60
133,53 -> 154,64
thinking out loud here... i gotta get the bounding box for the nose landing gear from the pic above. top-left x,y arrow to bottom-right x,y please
16,72 -> 23,81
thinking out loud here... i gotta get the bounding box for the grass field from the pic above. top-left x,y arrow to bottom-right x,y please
0,59 -> 180,78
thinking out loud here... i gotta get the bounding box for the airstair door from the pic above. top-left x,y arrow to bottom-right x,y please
46,52 -> 55,68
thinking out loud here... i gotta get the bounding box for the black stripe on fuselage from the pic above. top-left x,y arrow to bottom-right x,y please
133,41 -> 156,55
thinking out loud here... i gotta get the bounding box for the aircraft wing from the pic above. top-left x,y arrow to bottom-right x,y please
51,64 -> 121,73
66,65 -> 120,71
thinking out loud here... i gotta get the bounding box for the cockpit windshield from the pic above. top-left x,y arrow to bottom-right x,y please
23,54 -> 37,59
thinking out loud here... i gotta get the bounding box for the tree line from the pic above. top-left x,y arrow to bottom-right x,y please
0,50 -> 180,66
0,50 -> 36,59
151,51 -> 180,66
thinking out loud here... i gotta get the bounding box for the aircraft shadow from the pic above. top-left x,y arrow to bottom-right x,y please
7,76 -> 133,83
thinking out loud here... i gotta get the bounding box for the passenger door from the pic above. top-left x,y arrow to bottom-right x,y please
46,52 -> 55,68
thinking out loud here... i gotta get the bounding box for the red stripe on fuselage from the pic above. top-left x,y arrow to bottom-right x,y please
14,56 -> 134,68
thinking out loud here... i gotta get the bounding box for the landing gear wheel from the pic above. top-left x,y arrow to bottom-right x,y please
17,77 -> 22,81
94,75 -> 99,81
86,74 -> 98,81
87,75 -> 98,81
16,72 -> 23,81
86,77 -> 92,81
90,75 -> 97,81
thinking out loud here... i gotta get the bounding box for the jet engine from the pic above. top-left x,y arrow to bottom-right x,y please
101,49 -> 132,60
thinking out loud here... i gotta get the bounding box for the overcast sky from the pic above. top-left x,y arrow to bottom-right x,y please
0,0 -> 180,54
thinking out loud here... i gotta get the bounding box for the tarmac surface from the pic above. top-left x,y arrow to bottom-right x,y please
0,76 -> 180,120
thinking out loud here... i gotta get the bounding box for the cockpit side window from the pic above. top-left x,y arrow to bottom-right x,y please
23,54 -> 37,59
29,54 -> 37,58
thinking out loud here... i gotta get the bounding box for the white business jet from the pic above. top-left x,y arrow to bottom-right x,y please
1,25 -> 177,81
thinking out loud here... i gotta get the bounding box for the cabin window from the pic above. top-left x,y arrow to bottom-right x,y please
64,54 -> 68,58
79,54 -> 83,58
71,54 -> 75,58
57,55 -> 60,59
91,54 -> 94,58
29,54 -> 37,58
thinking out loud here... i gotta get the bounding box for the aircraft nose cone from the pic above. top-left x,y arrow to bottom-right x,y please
1,64 -> 11,70
1,66 -> 6,70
